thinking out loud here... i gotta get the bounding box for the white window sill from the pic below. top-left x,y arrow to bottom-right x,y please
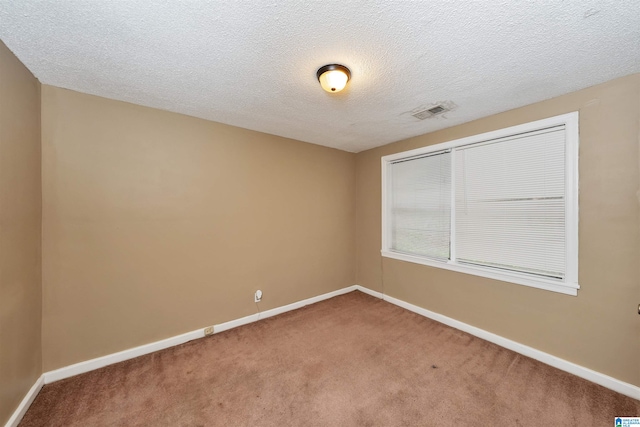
381,250 -> 579,296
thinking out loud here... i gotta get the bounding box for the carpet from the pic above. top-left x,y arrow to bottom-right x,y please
20,291 -> 640,426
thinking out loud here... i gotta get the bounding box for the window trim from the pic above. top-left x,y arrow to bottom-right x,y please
381,112 -> 579,296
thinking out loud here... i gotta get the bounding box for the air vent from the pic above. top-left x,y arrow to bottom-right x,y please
411,103 -> 451,120
411,109 -> 435,120
427,105 -> 446,115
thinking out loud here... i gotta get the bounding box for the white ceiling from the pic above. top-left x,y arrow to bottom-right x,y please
1,1 -> 639,153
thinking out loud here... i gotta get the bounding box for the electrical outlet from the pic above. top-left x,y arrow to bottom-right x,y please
204,326 -> 214,336
254,290 -> 263,303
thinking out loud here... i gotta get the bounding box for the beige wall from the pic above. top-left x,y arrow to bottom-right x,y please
0,42 -> 42,424
41,86 -> 356,371
356,74 -> 640,386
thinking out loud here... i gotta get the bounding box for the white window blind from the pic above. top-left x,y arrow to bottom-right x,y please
381,112 -> 579,295
389,151 -> 451,259
454,126 -> 566,279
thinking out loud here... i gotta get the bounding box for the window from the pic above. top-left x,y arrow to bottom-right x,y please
382,112 -> 579,295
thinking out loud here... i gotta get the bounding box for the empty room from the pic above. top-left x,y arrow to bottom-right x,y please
1,1 -> 639,426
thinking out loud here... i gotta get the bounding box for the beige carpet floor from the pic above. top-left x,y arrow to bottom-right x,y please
20,291 -> 640,426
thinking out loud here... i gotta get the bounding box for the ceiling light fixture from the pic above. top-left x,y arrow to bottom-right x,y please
316,64 -> 351,93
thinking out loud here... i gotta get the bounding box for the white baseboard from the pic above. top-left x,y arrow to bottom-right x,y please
16,282 -> 634,426
260,285 -> 358,320
44,328 -> 205,384
353,284 -> 640,401
44,285 -> 359,384
215,285 -> 358,333
353,285 -> 384,299
4,374 -> 44,427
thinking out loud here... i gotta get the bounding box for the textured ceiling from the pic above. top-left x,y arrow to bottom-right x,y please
1,1 -> 639,153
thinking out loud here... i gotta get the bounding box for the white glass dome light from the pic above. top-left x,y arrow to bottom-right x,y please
317,64 -> 351,93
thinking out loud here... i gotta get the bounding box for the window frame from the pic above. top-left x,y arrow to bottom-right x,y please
381,112 -> 579,296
